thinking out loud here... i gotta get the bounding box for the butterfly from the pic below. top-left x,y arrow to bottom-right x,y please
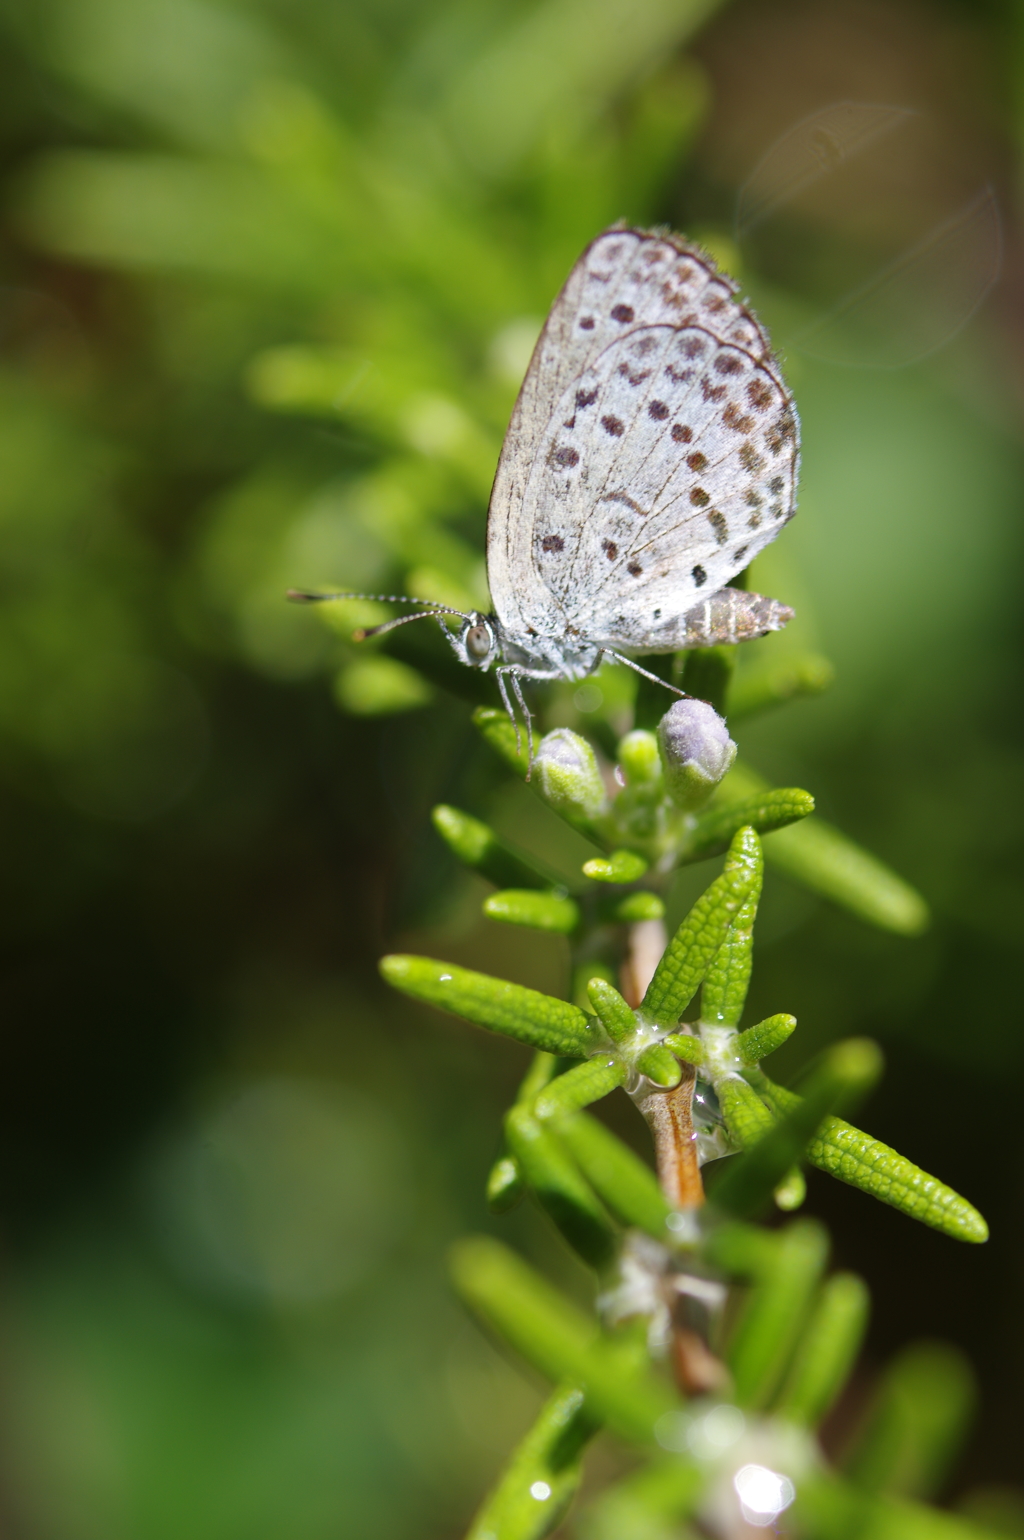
291,225 -> 799,749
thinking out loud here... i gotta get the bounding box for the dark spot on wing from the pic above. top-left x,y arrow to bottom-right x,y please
705,293 -> 727,313
690,487 -> 710,507
600,491 -> 647,517
541,534 -> 564,553
627,561 -> 643,577
692,564 -> 708,587
671,423 -> 693,443
575,387 -> 598,409
653,608 -> 661,619
707,510 -> 728,544
579,316 -> 595,330
747,378 -> 773,410
768,475 -> 784,494
666,364 -> 695,384
682,336 -> 706,358
611,303 -> 635,323
634,334 -> 658,355
701,377 -> 727,403
603,540 -> 618,560
723,402 -> 755,432
601,414 -> 624,436
686,452 -> 708,472
734,545 -> 748,564
739,443 -> 764,473
648,399 -> 669,420
549,445 -> 579,468
618,364 -> 651,386
766,410 -> 796,454
714,353 -> 743,375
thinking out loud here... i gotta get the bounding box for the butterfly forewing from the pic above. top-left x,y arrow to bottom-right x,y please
486,228 -> 798,648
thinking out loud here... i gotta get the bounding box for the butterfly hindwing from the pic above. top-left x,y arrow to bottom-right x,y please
503,325 -> 796,645
487,227 -> 796,648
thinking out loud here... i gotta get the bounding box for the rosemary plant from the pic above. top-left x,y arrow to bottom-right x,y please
382,646 -> 994,1540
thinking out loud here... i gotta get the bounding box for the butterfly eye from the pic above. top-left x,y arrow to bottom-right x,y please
465,623 -> 493,662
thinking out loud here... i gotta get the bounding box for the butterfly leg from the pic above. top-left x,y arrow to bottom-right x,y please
495,667 -> 523,758
509,671 -> 536,769
495,664 -> 566,776
601,649 -> 687,698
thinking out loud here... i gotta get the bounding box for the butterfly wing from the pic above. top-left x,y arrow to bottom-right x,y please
486,227 -> 797,649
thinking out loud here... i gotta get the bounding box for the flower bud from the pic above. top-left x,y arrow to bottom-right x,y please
657,698 -> 736,810
534,728 -> 607,826
617,730 -> 662,788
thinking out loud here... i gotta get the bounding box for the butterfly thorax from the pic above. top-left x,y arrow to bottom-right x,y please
498,627 -> 602,681
454,613 -> 601,680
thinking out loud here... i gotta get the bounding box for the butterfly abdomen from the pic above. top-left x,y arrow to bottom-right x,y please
619,587 -> 793,653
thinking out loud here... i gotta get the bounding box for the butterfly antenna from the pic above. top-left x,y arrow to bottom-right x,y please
352,609 -> 469,642
287,588 -> 467,610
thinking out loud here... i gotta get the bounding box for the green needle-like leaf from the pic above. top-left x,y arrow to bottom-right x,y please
661,1032 -> 706,1066
506,1106 -> 618,1269
487,1154 -> 525,1213
775,1271 -> 870,1426
581,1459 -> 703,1540
728,652 -> 835,719
795,1471 -> 1004,1540
534,1057 -> 626,1120
843,1342 -> 976,1501
487,1051 -> 561,1211
773,1166 -> 807,1211
432,804 -> 551,889
716,763 -> 929,935
380,955 -> 598,1056
757,1075 -> 989,1243
701,884 -> 761,1029
583,850 -> 649,882
767,816 -> 931,936
718,1075 -> 776,1148
705,1220 -> 785,1280
635,1043 -> 683,1087
586,978 -> 637,1043
726,1218 -> 830,1408
608,891 -> 666,923
474,705 -> 530,778
642,826 -> 761,1023
554,1112 -> 672,1239
687,787 -> 815,861
713,1040 -> 883,1218
736,1012 -> 797,1065
450,1238 -> 676,1443
466,1384 -> 598,1540
485,888 -> 581,933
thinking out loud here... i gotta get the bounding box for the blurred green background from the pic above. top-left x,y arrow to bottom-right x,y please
0,0 -> 1022,1534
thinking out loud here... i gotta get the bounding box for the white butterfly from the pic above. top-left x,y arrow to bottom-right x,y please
292,226 -> 798,744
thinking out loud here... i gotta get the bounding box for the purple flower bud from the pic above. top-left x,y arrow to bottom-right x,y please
656,699 -> 736,810
534,728 -> 607,825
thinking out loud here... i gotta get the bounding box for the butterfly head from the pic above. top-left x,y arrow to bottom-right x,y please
455,613 -> 499,671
